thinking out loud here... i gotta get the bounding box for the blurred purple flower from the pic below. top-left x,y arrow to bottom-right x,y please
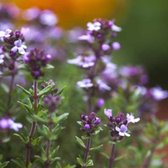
0,118 -> 22,131
40,10 -> 58,26
68,55 -> 95,68
77,78 -> 93,88
96,78 -> 111,91
112,42 -> 121,51
96,98 -> 105,108
23,7 -> 40,21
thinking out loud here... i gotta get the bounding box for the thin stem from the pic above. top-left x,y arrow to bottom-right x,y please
109,144 -> 116,168
44,140 -> 51,168
25,80 -> 38,168
44,112 -> 52,168
82,137 -> 91,168
142,145 -> 156,168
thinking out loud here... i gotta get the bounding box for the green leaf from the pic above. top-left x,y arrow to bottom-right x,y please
115,154 -> 126,161
0,161 -> 9,168
53,113 -> 69,124
75,136 -> 85,148
32,136 -> 42,146
41,125 -> 50,137
17,84 -> 31,96
38,84 -> 54,97
77,121 -> 82,126
46,64 -> 54,69
90,144 -> 103,151
64,165 -> 76,168
17,101 -> 32,114
13,133 -> 27,143
12,159 -> 26,168
32,114 -> 47,123
76,157 -> 84,166
86,159 -> 94,167
0,84 -> 9,93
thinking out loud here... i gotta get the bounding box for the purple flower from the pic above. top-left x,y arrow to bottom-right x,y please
96,78 -> 111,91
23,48 -> 52,79
102,44 -> 110,51
11,39 -> 27,55
39,10 -> 58,26
96,98 -> 105,108
112,42 -> 121,51
68,55 -> 95,69
81,112 -> 101,135
104,109 -> 139,141
115,124 -> 130,137
23,7 -> 40,21
0,118 -> 23,131
44,94 -> 61,112
77,78 -> 93,88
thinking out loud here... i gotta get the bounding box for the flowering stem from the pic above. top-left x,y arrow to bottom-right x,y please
25,80 -> 38,168
82,137 -> 91,168
109,143 -> 116,168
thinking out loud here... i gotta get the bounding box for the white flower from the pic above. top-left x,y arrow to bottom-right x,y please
126,113 -> 140,123
96,78 -> 111,91
111,24 -> 122,32
0,54 -> 4,64
77,78 -> 93,88
8,119 -> 23,131
104,109 -> 112,118
150,87 -> 168,100
78,34 -> 94,43
87,22 -> 101,31
11,39 -> 27,55
116,124 -> 130,137
0,29 -> 12,41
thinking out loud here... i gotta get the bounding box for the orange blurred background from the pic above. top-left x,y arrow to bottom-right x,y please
4,0 -> 126,27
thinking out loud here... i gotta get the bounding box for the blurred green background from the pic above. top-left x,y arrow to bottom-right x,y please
118,0 -> 168,89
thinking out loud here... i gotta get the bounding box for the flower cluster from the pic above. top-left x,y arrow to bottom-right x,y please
104,109 -> 140,141
80,112 -> 101,136
0,29 -> 26,72
0,117 -> 23,132
23,48 -> 52,79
